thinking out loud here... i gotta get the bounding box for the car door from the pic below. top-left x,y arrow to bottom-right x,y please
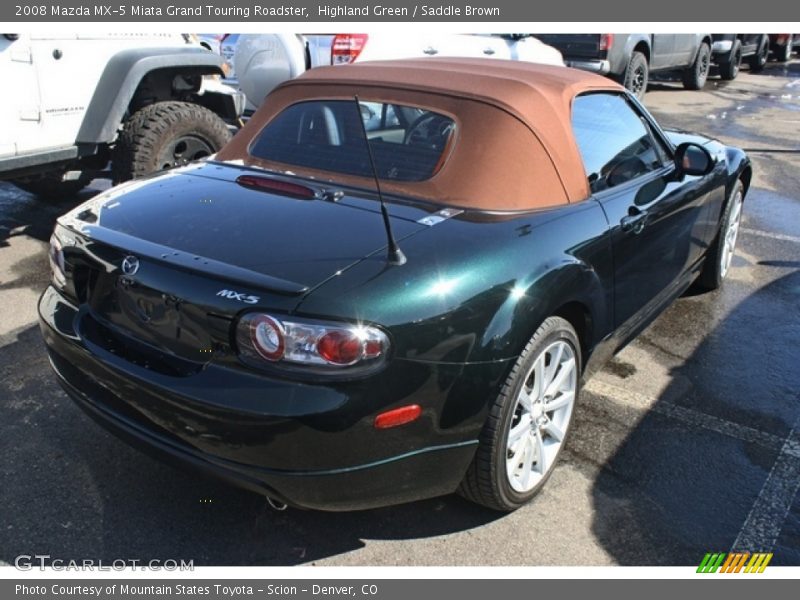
649,34 -> 676,69
672,34 -> 699,67
571,92 -> 710,330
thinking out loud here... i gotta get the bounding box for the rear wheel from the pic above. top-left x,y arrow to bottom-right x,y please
697,181 -> 744,291
622,51 -> 649,100
112,101 -> 231,184
747,36 -> 769,72
682,42 -> 711,90
459,317 -> 580,511
719,40 -> 743,80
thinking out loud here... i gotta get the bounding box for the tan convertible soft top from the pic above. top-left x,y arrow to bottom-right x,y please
216,58 -> 624,211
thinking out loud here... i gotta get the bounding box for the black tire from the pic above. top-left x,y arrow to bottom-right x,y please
696,180 -> 744,291
622,51 -> 649,99
682,42 -> 711,90
458,317 -> 581,512
747,36 -> 769,72
11,171 -> 90,200
719,40 -> 742,81
776,35 -> 793,63
112,101 -> 231,184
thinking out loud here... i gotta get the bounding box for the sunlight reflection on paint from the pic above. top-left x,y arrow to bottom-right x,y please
511,285 -> 526,300
427,277 -> 460,297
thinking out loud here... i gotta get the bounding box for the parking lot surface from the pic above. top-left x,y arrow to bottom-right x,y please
1,62 -> 799,566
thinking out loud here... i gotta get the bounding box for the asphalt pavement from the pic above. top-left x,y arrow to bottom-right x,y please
1,61 -> 799,567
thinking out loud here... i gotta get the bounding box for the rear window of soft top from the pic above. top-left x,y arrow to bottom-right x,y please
248,100 -> 456,182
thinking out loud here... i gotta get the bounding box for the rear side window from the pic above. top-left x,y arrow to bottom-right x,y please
571,93 -> 668,193
249,100 -> 456,182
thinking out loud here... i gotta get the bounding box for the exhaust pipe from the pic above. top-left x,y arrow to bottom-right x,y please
266,496 -> 288,511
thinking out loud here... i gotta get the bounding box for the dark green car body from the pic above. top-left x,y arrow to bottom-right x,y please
38,60 -> 751,511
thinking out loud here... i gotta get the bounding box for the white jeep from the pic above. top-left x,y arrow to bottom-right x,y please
0,33 -> 245,198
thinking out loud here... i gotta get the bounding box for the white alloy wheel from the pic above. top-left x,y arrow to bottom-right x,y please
720,188 -> 744,278
505,340 -> 577,493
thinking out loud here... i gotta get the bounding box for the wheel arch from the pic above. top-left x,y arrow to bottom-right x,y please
475,260 -> 611,368
75,47 -> 225,146
632,39 -> 650,63
552,300 -> 594,370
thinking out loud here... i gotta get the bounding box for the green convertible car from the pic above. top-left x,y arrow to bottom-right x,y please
39,58 -> 750,511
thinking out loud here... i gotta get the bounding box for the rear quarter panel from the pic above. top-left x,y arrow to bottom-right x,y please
295,200 -> 614,366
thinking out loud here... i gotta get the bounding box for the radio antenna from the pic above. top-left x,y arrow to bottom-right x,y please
353,95 -> 406,266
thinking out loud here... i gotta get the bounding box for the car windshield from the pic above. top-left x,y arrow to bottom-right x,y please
248,100 -> 456,182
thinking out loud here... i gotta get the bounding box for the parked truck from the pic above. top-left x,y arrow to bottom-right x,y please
533,33 -> 714,98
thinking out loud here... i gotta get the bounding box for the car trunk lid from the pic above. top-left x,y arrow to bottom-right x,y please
57,164 -> 428,367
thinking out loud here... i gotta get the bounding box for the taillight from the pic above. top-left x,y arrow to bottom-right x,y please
236,313 -> 389,375
599,33 -> 614,52
317,330 -> 364,365
250,315 -> 285,361
331,34 -> 369,65
48,233 -> 66,289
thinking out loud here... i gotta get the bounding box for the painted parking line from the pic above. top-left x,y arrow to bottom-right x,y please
740,227 -> 800,244
732,415 -> 800,553
586,379 -> 800,554
586,379 -> 798,456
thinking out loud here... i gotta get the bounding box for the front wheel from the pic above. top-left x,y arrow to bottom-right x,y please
459,317 -> 580,511
697,180 -> 744,291
682,42 -> 711,90
111,101 -> 231,184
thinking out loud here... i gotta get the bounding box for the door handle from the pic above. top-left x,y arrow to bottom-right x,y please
423,47 -> 438,55
483,48 -> 496,55
620,208 -> 648,234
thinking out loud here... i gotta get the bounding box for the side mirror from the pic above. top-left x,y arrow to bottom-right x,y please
674,142 -> 715,177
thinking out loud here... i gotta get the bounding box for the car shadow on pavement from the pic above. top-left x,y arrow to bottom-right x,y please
0,182 -> 101,249
0,324 -> 502,567
585,270 -> 800,565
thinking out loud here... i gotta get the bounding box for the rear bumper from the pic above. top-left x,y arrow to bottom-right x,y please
712,40 -> 734,55
565,59 -> 612,74
38,286 -> 505,511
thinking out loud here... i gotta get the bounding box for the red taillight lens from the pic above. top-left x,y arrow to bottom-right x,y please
599,33 -> 614,52
236,313 -> 389,374
331,33 -> 369,65
317,330 -> 363,365
374,405 -> 422,429
236,175 -> 317,200
250,315 -> 285,361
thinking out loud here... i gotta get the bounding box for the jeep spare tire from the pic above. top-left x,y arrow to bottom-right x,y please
112,101 -> 231,183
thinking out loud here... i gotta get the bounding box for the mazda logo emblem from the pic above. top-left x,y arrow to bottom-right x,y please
121,255 -> 140,276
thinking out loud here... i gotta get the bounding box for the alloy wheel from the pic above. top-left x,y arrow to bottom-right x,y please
506,340 -> 577,493
720,190 -> 743,278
